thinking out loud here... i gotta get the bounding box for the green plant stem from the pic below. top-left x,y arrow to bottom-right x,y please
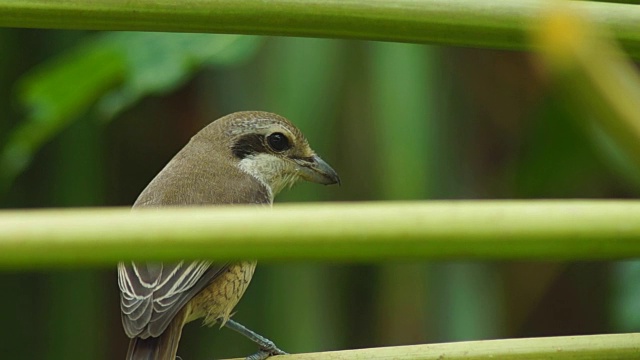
0,0 -> 639,58
1,201 -> 640,268
225,333 -> 640,360
535,6 -> 640,177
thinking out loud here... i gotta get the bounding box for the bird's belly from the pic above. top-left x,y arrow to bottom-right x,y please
186,260 -> 257,326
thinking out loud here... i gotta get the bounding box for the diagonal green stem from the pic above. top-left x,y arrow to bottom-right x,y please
223,333 -> 640,360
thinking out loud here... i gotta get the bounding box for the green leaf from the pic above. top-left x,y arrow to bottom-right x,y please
1,42 -> 124,193
97,33 -> 261,118
1,33 -> 262,193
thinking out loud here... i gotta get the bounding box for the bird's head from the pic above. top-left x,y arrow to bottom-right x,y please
194,111 -> 340,198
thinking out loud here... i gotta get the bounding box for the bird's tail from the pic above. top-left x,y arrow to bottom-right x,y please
126,310 -> 187,360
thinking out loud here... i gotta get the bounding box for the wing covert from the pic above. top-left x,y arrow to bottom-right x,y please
118,260 -> 226,338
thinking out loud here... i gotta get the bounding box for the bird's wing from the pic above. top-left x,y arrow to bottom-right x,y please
118,163 -> 271,339
118,260 -> 226,338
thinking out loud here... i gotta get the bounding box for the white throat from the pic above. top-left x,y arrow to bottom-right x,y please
237,153 -> 301,202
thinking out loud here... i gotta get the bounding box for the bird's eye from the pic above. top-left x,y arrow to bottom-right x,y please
266,132 -> 290,152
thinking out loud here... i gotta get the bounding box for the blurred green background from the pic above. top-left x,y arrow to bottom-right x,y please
1,29 -> 639,359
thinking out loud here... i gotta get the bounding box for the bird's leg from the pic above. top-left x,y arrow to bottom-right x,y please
224,319 -> 288,359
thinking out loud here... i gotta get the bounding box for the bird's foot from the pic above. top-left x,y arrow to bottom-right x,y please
245,346 -> 288,360
224,319 -> 288,359
250,334 -> 287,357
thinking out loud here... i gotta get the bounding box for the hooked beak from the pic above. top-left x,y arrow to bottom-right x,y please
296,155 -> 340,185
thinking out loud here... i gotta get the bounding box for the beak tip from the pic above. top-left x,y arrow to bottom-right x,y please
331,174 -> 341,186
302,155 -> 340,186
317,170 -> 340,186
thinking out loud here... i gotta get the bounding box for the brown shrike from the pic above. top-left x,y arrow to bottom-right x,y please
118,111 -> 340,360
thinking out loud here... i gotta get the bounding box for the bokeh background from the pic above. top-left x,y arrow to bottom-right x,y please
1,26 -> 640,359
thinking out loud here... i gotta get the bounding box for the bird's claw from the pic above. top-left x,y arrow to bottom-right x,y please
244,346 -> 288,360
224,319 -> 287,359
245,341 -> 289,360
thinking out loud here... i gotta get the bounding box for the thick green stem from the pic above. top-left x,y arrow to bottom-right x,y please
0,0 -> 639,58
225,333 -> 640,360
1,201 -> 640,268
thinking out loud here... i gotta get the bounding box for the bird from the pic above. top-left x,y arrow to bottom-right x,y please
117,111 -> 340,360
